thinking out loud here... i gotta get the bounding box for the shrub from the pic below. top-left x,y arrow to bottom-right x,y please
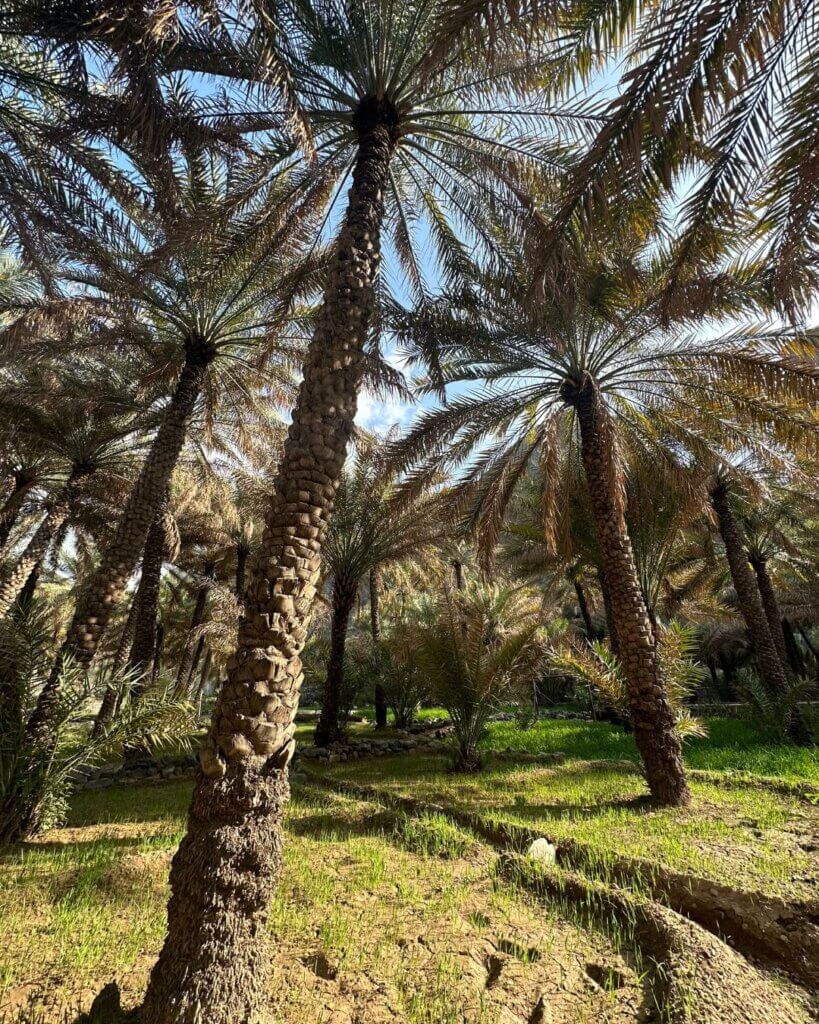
402,583 -> 547,770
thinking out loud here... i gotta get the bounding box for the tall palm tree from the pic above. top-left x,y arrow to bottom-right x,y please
140,5 -> 576,1019
314,436 -> 441,746
23,149 -> 309,750
534,0 -> 819,320
0,361 -> 144,617
708,473 -> 812,744
389,254 -> 818,804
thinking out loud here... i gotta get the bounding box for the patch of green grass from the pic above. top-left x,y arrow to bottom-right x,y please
326,753 -> 819,900
394,812 -> 477,859
483,716 -> 819,784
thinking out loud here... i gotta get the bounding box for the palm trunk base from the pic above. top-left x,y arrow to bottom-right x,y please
631,719 -> 690,806
451,746 -> 483,772
374,683 -> 388,728
141,761 -> 288,1024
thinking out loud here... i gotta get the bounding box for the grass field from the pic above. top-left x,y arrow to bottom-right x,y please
482,717 -> 819,784
1,782 -> 653,1023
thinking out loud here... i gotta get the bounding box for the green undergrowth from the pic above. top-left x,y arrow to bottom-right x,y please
322,753 -> 819,901
483,716 -> 819,784
0,780 -> 643,1024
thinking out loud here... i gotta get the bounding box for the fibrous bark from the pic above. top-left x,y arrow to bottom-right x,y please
710,484 -> 811,745
565,374 -> 690,807
315,580 -> 356,746
141,99 -> 397,1024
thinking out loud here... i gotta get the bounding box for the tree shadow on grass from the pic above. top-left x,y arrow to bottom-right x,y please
500,793 -> 657,823
287,806 -> 398,842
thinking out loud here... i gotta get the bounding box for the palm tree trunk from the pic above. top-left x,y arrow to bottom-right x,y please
152,622 -> 165,686
370,567 -> 388,728
0,469 -> 88,619
452,559 -> 465,590
92,596 -> 138,737
175,569 -> 212,692
141,101 -> 397,1024
572,576 -> 594,639
710,485 -> 811,745
565,374 -> 689,806
128,507 -> 167,679
25,343 -> 210,750
749,555 -> 790,670
0,470 -> 37,549
185,637 -> 205,692
315,580 -> 357,747
782,618 -> 806,677
235,544 -> 248,601
597,568 -> 620,656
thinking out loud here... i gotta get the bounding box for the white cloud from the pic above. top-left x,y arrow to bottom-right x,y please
354,389 -> 416,434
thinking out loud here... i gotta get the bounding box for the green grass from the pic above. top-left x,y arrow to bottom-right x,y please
483,716 -> 819,784
324,752 -> 819,900
0,779 -> 644,1023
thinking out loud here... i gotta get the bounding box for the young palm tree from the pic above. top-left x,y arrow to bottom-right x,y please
140,5 -> 578,1019
404,582 -> 546,770
389,255 -> 818,804
314,437 -> 441,746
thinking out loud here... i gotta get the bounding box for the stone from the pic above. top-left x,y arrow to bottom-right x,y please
526,838 -> 557,866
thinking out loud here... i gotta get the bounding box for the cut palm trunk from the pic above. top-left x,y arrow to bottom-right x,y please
141,100 -> 398,1024
25,342 -> 211,749
564,374 -> 690,807
710,485 -> 811,745
315,580 -> 357,746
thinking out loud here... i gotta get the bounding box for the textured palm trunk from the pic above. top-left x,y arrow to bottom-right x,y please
141,101 -> 397,1024
370,567 -> 388,728
0,469 -> 88,619
0,470 -> 37,549
597,568 -> 620,656
128,507 -> 167,679
710,485 -> 810,744
174,568 -> 212,693
25,343 -> 210,749
92,596 -> 138,738
565,375 -> 689,806
315,580 -> 356,747
749,555 -> 789,670
572,576 -> 594,639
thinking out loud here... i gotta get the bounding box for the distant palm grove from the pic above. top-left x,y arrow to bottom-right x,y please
0,2 -> 817,1023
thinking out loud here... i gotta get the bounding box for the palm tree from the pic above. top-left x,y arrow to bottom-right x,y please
0,361 -> 144,617
24,149 -> 308,749
389,253 -> 818,804
534,0 -> 819,320
141,5 -> 575,1018
313,436 -> 440,746
708,473 -> 812,744
404,582 -> 546,770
